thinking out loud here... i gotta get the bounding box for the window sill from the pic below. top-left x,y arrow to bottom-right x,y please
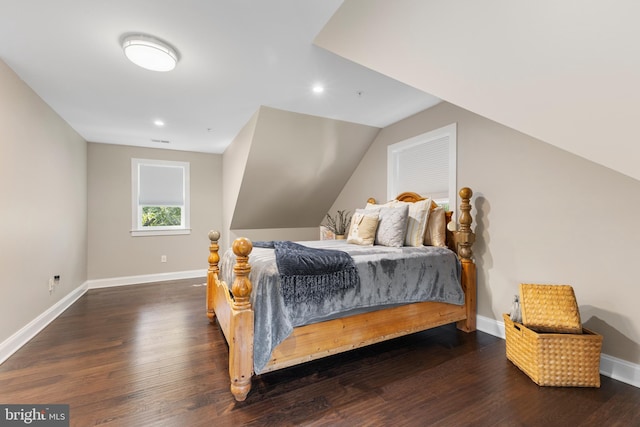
131,229 -> 192,237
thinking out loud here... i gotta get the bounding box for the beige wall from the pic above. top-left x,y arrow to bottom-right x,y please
222,109 -> 259,250
332,102 -> 640,364
87,143 -> 221,279
223,106 -> 378,246
0,60 -> 87,344
222,109 -> 321,246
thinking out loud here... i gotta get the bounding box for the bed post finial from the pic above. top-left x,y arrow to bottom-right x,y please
456,187 -> 474,261
232,238 -> 253,309
206,230 -> 221,322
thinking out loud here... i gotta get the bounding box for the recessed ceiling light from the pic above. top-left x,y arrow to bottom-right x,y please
153,119 -> 165,127
312,84 -> 325,94
122,34 -> 178,72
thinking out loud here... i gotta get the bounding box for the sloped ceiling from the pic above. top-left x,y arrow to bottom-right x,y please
314,0 -> 640,182
230,106 -> 379,229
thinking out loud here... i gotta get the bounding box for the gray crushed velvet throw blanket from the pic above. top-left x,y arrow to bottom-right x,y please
253,241 -> 360,306
220,240 -> 464,374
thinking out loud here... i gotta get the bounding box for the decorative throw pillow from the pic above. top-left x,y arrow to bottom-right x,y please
424,206 -> 446,247
347,209 -> 379,246
365,204 -> 409,247
391,198 -> 431,247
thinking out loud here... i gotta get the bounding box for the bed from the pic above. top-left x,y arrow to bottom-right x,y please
206,187 -> 476,401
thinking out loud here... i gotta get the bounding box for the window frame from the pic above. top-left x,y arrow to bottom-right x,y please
387,123 -> 457,214
131,158 -> 191,237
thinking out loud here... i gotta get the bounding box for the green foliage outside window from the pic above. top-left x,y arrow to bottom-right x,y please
142,206 -> 182,227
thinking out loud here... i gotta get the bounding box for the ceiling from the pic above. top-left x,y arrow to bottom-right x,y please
315,0 -> 640,182
0,0 -> 440,154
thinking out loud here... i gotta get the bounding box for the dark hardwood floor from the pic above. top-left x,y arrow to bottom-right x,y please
1,278 -> 638,426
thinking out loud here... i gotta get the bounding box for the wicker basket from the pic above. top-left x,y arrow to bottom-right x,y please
519,284 -> 582,334
503,313 -> 602,387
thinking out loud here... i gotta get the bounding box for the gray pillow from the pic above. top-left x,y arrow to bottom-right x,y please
366,204 -> 409,247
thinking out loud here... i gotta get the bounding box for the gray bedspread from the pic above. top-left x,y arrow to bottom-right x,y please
220,240 -> 464,374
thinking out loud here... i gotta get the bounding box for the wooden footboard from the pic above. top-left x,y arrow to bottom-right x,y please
264,300 -> 467,373
207,188 -> 476,402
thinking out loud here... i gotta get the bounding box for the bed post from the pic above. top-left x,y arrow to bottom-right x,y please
206,231 -> 221,323
455,187 -> 477,332
229,237 -> 255,402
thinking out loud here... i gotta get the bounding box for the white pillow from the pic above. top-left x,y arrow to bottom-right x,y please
364,204 -> 409,247
392,198 -> 432,247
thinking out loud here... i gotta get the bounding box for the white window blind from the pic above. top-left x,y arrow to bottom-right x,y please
388,123 -> 457,208
138,164 -> 184,206
393,135 -> 449,198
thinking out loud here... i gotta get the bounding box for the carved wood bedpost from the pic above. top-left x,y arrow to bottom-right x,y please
207,230 -> 221,323
229,237 -> 255,402
455,187 -> 477,332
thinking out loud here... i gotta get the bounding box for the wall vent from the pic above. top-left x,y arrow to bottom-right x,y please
151,139 -> 171,144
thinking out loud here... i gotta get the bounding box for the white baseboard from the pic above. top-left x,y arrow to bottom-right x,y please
87,269 -> 207,289
476,314 -> 640,389
477,314 -> 506,339
0,281 -> 88,365
600,354 -> 640,388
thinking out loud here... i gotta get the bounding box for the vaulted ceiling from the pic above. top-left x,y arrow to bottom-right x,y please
315,0 -> 640,182
4,1 -> 638,235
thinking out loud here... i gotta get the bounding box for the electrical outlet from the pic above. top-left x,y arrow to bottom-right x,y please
48,278 -> 54,293
161,255 -> 167,263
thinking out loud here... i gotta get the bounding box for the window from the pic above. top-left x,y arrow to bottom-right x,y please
131,158 -> 190,236
387,123 -> 457,212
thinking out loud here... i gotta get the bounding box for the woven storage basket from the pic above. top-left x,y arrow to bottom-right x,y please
519,284 -> 582,334
503,313 -> 602,387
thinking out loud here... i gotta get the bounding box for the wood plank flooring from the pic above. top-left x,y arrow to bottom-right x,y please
1,278 -> 638,426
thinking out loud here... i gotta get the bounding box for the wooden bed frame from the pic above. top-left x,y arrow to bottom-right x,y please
206,187 -> 476,401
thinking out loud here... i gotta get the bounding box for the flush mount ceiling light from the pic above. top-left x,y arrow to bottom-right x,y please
122,34 -> 178,72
